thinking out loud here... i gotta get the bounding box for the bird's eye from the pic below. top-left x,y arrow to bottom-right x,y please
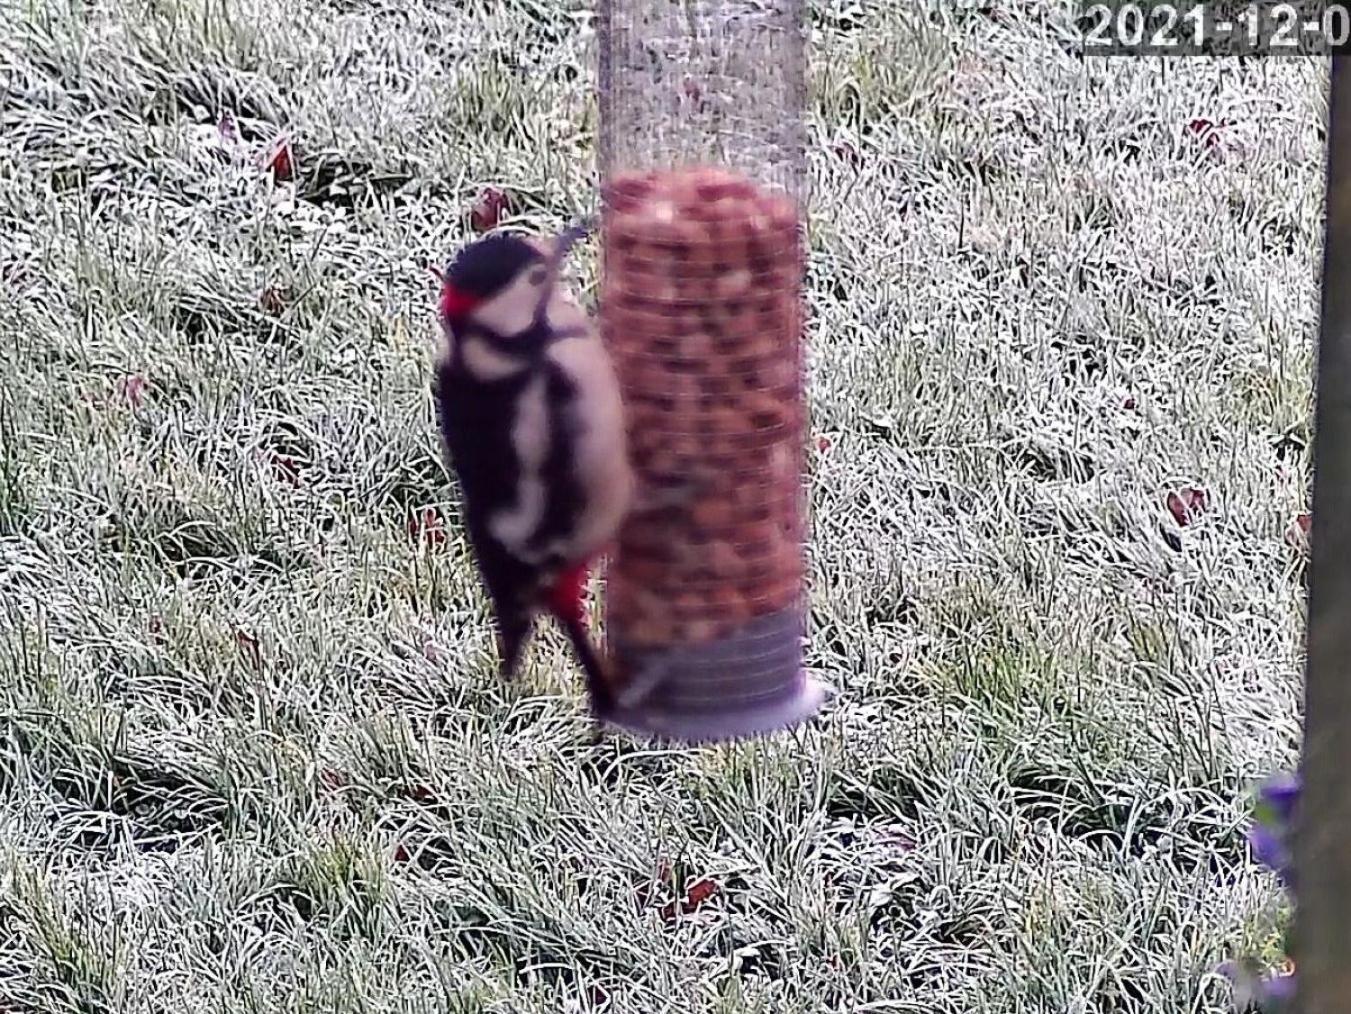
528,268 -> 548,286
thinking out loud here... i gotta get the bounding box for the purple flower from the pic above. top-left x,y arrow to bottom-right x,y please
1258,773 -> 1301,827
1220,960 -> 1297,1013
1260,970 -> 1296,1005
1249,771 -> 1300,890
1249,824 -> 1294,885
1221,772 -> 1301,1012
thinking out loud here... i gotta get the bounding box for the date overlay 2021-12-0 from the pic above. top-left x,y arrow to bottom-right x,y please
1078,1 -> 1351,57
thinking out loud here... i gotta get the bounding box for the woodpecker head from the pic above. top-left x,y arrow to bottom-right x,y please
438,225 -> 590,339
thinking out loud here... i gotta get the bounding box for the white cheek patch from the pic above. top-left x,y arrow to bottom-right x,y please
470,270 -> 545,338
488,376 -> 550,556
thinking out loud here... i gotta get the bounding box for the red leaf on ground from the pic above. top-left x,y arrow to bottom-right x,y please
235,629 -> 262,670
1286,512 -> 1312,549
1185,118 -> 1232,153
259,286 -> 289,316
117,374 -> 148,410
1166,487 -> 1209,527
393,842 -> 411,863
830,140 -> 862,166
659,876 -> 718,923
270,453 -> 300,486
470,187 -> 510,232
409,508 -> 446,546
318,768 -> 348,791
264,135 -> 295,181
682,877 -> 718,911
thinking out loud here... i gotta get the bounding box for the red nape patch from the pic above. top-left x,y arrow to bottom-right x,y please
546,562 -> 589,626
439,283 -> 482,322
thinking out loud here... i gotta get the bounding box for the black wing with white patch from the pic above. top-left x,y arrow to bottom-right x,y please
432,357 -> 526,546
523,364 -> 587,565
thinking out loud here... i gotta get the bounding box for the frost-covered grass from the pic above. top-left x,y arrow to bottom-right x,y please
0,1 -> 1319,1010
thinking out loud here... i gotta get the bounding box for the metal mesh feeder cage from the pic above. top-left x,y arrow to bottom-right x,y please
593,0 -> 826,743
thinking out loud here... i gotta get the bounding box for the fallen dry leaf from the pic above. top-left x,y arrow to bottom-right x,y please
270,453 -> 300,486
259,286 -> 289,316
1166,487 -> 1209,527
1285,512 -> 1312,550
470,187 -> 510,232
409,507 -> 447,547
318,768 -> 348,791
263,134 -> 295,181
235,629 -> 262,670
117,374 -> 148,410
830,140 -> 862,167
1186,117 -> 1232,153
659,876 -> 718,923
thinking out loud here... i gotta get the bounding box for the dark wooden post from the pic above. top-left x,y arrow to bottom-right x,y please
1296,53 -> 1351,1014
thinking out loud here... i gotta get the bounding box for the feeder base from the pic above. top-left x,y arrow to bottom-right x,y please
598,607 -> 829,744
599,671 -> 827,745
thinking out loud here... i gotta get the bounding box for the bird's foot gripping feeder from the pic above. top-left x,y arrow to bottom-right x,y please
594,166 -> 826,743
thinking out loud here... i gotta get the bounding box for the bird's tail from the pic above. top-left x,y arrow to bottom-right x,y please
543,559 -> 614,738
557,611 -> 616,724
494,607 -> 534,682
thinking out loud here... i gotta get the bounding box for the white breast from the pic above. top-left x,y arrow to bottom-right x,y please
487,375 -> 550,554
545,298 -> 634,558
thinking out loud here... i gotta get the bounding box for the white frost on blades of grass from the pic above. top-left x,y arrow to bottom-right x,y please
0,0 -> 1318,1010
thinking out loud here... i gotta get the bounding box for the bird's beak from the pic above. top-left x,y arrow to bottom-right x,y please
543,220 -> 591,281
525,221 -> 591,263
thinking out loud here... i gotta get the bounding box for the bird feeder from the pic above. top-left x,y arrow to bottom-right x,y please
594,0 -> 826,742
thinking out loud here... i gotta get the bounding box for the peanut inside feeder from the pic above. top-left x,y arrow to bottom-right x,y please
597,165 -> 825,743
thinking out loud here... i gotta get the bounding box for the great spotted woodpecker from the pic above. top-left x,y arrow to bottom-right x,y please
431,226 -> 632,716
